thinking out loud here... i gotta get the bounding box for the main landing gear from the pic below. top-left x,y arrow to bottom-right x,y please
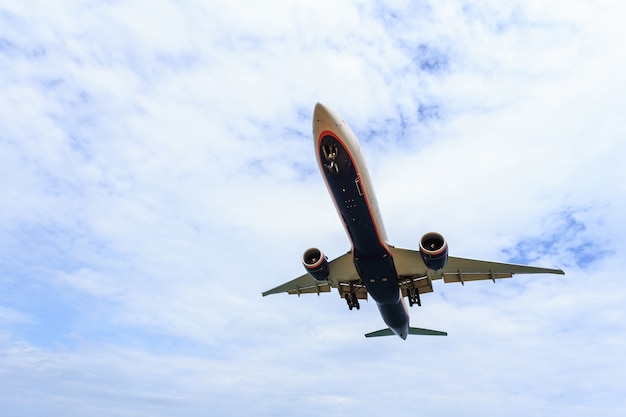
345,293 -> 360,310
407,286 -> 421,307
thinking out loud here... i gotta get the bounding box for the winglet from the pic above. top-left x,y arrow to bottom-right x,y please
365,327 -> 448,338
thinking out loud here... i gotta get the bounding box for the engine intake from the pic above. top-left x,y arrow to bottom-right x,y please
302,247 -> 330,281
419,232 -> 448,271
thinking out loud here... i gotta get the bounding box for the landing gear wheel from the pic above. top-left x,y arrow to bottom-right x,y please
345,293 -> 359,310
407,287 -> 421,307
351,293 -> 360,310
324,162 -> 339,174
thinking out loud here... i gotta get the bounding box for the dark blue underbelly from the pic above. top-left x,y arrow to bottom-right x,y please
319,134 -> 401,305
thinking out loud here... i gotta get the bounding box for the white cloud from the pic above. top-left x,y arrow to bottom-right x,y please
1,0 -> 625,416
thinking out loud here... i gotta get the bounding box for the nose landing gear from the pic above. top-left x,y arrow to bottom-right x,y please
322,143 -> 339,174
325,162 -> 339,174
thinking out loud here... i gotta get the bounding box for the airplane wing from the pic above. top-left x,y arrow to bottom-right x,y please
262,252 -> 368,299
390,247 -> 564,287
263,247 -> 564,299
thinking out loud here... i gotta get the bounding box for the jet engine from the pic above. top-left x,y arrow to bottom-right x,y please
302,247 -> 330,281
419,232 -> 448,271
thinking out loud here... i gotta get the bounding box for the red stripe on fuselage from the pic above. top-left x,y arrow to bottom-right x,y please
315,129 -> 391,258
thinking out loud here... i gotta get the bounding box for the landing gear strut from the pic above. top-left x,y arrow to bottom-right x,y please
322,144 -> 339,174
407,287 -> 421,307
324,161 -> 339,174
345,293 -> 360,310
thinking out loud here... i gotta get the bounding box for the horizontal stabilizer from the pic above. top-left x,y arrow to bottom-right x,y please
365,327 -> 448,338
409,327 -> 447,336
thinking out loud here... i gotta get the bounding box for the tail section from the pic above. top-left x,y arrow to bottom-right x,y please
365,327 -> 447,338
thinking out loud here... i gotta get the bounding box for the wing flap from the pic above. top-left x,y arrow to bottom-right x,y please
338,282 -> 368,300
443,272 -> 512,284
399,275 -> 434,296
287,282 -> 331,295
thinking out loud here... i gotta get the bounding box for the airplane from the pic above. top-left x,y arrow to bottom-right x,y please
262,102 -> 564,340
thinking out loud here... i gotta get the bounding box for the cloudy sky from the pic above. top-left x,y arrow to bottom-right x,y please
1,0 -> 625,415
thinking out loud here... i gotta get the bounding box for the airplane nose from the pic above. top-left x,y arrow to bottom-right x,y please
313,102 -> 330,123
313,102 -> 343,130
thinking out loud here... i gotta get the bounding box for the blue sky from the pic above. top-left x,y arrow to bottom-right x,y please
1,1 -> 626,416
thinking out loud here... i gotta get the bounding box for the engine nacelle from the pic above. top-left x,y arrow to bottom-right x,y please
302,247 -> 330,281
419,232 -> 449,271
